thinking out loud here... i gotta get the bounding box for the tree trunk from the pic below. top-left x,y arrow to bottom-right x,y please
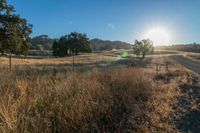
142,53 -> 145,59
9,52 -> 12,71
0,51 -> 4,56
72,56 -> 75,72
75,51 -> 78,55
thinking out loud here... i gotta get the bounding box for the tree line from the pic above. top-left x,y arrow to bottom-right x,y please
28,37 -> 133,52
0,1 -> 92,58
0,0 -> 155,59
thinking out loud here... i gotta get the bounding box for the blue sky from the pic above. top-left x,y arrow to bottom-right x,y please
7,0 -> 200,44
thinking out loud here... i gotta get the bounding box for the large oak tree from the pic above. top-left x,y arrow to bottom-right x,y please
133,39 -> 154,58
0,0 -> 32,55
52,32 -> 91,57
0,0 -> 32,70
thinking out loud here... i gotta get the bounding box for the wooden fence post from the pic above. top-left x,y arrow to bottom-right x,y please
166,64 -> 169,73
72,56 -> 75,72
156,63 -> 159,89
9,51 -> 11,71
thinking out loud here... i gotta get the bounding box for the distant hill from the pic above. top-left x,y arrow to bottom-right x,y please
29,36 -> 132,51
159,43 -> 200,53
30,35 -> 57,50
90,38 -> 132,51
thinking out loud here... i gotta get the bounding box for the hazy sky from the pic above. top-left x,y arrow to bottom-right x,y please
7,0 -> 200,44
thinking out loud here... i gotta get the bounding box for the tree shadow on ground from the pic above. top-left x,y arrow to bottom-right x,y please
176,109 -> 200,133
175,84 -> 200,133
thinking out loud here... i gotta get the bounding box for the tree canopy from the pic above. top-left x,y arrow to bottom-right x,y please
52,32 -> 91,57
133,39 -> 154,58
0,0 -> 32,55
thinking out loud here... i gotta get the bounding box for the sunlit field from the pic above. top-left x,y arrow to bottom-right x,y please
1,0 -> 200,132
0,53 -> 115,65
0,51 -> 195,132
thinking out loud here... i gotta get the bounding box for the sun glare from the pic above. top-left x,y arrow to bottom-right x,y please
144,27 -> 170,46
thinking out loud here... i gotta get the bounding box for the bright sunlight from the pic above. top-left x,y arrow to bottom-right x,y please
144,27 -> 170,46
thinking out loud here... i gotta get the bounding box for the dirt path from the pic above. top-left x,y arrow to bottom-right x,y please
170,55 -> 200,133
171,55 -> 200,74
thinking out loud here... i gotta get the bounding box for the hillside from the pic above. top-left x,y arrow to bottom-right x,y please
30,35 -> 57,50
29,36 -> 132,51
90,38 -> 132,51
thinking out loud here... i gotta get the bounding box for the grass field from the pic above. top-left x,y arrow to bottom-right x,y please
0,53 -> 116,65
0,51 -> 194,132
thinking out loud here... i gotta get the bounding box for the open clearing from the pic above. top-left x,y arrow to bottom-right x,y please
0,50 -> 200,132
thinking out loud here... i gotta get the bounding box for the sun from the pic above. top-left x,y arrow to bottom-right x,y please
144,27 -> 170,46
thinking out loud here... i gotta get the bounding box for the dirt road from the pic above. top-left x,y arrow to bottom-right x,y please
169,55 -> 200,133
171,55 -> 200,74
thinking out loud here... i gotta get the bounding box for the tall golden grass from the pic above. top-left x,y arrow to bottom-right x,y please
0,53 -> 116,65
0,64 -> 190,132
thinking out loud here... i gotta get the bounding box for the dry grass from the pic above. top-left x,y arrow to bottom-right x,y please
0,57 -> 191,133
0,53 -> 116,66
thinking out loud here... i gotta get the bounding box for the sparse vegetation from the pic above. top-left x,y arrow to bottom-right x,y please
0,55 -> 192,132
0,0 -> 199,132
